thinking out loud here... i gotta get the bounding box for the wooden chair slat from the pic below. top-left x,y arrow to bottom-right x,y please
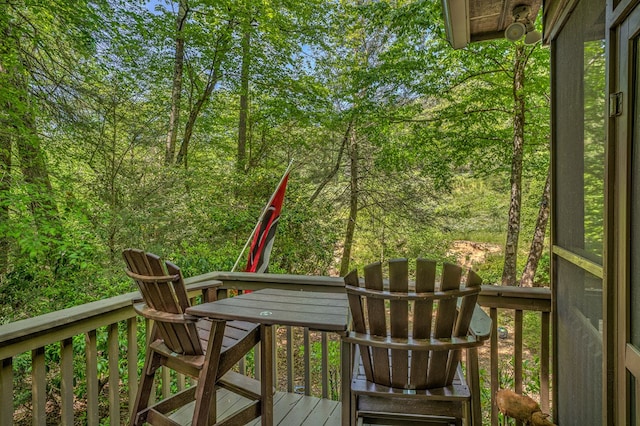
345,270 -> 374,383
142,253 -> 176,313
131,251 -> 175,314
411,259 -> 436,387
446,269 -> 483,384
388,259 -> 409,388
166,260 -> 192,311
364,262 -> 390,387
178,323 -> 201,355
426,263 -> 461,388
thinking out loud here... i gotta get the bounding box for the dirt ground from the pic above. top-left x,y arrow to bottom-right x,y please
447,240 -> 503,270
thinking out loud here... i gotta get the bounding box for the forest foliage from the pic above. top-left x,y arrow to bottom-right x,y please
0,0 -> 551,324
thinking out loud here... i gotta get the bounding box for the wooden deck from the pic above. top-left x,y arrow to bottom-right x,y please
0,272 -> 552,425
171,389 -> 342,425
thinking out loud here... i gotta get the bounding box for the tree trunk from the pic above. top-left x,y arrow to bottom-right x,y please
339,124 -> 358,276
16,101 -> 58,228
502,44 -> 526,286
309,119 -> 351,204
176,28 -> 232,168
165,0 -> 188,165
0,113 -> 10,274
175,64 -> 220,168
237,24 -> 250,172
521,167 -> 551,287
0,18 -> 12,273
14,86 -> 61,261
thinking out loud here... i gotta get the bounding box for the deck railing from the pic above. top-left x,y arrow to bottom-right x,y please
0,272 -> 551,425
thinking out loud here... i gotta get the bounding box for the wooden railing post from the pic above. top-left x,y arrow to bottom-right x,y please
61,338 -> 74,426
108,323 -> 120,426
322,332 -> 329,399
32,346 -> 46,425
490,307 -> 499,426
86,330 -> 99,426
287,326 -> 294,393
515,309 -> 524,426
0,358 -> 13,426
127,317 -> 138,416
304,328 -> 311,396
541,311 -> 551,413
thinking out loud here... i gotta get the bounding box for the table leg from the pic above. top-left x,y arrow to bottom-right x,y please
341,338 -> 352,426
261,325 -> 274,426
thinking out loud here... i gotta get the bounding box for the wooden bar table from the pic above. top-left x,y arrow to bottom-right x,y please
186,288 -> 351,426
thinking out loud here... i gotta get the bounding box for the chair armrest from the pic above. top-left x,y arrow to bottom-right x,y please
131,279 -> 223,304
344,331 -> 484,351
133,303 -> 199,324
470,304 -> 491,341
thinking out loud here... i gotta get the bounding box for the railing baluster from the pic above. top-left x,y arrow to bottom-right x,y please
514,309 -> 523,426
239,356 -> 246,376
272,326 -> 278,386
182,298 -> 192,391
108,323 -> 120,426
540,311 -> 550,413
161,366 -> 171,398
287,326 -> 293,393
304,327 -> 310,396
127,317 -> 138,416
61,338 -> 74,426
86,330 -> 99,426
490,307 -> 499,426
177,373 -> 185,391
145,318 -> 156,406
322,332 -> 329,399
1,358 -> 13,426
255,341 -> 261,381
32,347 -> 46,425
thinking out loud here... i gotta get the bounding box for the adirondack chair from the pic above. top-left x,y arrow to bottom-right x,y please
344,259 -> 491,426
123,249 -> 261,426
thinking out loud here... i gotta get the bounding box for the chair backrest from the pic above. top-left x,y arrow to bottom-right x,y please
123,248 -> 203,356
344,258 -> 483,390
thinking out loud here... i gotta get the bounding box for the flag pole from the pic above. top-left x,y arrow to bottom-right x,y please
231,159 -> 294,272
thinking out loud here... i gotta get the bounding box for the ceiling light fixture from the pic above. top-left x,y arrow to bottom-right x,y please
504,5 -> 542,45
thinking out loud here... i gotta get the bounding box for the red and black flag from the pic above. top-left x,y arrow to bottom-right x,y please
245,172 -> 289,273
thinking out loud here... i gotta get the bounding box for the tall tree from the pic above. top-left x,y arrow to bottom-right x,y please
409,22 -> 550,285
0,4 -> 14,273
521,167 -> 550,286
165,0 -> 188,165
237,4 -> 251,172
174,5 -> 235,168
339,121 -> 358,276
0,0 -> 114,275
312,1 -> 449,273
502,43 -> 528,286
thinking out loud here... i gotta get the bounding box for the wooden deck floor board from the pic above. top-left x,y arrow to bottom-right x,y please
301,398 -> 341,426
169,387 -> 253,425
279,393 -> 324,425
245,391 -> 291,426
324,402 -> 343,426
271,392 -> 305,425
167,389 -> 343,425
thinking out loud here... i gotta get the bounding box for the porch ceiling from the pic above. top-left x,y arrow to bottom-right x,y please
442,0 -> 543,48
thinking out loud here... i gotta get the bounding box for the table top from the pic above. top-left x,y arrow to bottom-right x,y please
186,288 -> 350,332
